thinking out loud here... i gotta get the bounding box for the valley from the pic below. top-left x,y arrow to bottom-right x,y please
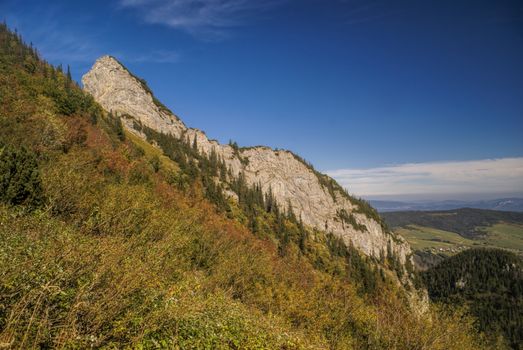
382,208 -> 523,270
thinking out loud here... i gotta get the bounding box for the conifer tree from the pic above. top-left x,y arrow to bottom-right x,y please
192,135 -> 198,152
66,64 -> 72,83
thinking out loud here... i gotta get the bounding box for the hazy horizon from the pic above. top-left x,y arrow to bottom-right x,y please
362,193 -> 523,203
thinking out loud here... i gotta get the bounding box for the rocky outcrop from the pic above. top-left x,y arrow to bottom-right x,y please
82,55 -> 413,265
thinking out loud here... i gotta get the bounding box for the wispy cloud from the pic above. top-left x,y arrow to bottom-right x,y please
119,0 -> 286,39
326,158 -> 523,198
35,28 -> 102,64
24,22 -> 180,66
123,50 -> 181,63
3,6 -> 102,65
3,0 -> 184,68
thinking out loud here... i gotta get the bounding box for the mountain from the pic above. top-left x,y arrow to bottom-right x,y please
371,198 -> 523,212
0,24 -> 491,349
82,55 -> 411,264
423,248 -> 523,349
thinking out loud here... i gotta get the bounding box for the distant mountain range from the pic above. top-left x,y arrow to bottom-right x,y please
370,198 -> 523,212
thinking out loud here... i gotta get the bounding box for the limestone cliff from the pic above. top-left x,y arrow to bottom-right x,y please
82,55 -> 413,266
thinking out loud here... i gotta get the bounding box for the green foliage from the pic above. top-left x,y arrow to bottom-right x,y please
423,248 -> 523,349
0,144 -> 43,207
228,139 -> 249,166
351,197 -> 386,229
0,21 -> 102,152
336,208 -> 367,232
325,233 -> 381,295
386,243 -> 404,279
149,154 -> 160,172
107,112 -> 126,141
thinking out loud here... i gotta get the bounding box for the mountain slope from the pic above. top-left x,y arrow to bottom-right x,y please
82,55 -> 411,264
423,248 -> 523,349
0,24 -> 490,349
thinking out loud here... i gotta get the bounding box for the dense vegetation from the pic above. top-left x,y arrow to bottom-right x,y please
423,248 -> 523,349
0,23 -> 493,348
0,144 -> 43,207
132,119 -> 390,293
382,208 -> 523,239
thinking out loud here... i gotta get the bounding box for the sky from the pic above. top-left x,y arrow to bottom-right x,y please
2,0 -> 523,200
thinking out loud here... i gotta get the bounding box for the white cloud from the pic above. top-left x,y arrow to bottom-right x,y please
326,158 -> 523,198
119,0 -> 286,38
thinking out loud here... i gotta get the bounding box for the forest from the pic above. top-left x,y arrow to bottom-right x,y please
423,248 -> 523,349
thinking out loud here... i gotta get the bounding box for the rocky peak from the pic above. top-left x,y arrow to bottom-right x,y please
82,56 -> 185,136
82,56 -> 413,266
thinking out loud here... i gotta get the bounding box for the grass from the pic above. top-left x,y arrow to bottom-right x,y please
382,208 -> 523,240
396,223 -> 523,256
396,225 -> 475,255
482,223 -> 523,252
126,130 -> 179,173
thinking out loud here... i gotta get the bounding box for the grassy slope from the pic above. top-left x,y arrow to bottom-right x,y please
0,23 -> 491,349
382,208 -> 523,239
483,223 -> 523,252
394,223 -> 523,257
383,207 -> 523,259
396,225 -> 476,253
125,129 -> 179,172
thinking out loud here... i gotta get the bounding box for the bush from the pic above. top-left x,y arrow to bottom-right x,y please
0,144 -> 43,207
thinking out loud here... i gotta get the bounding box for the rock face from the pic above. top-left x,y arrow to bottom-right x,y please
82,55 -> 412,265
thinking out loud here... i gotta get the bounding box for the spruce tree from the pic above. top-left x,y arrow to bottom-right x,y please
66,64 -> 72,83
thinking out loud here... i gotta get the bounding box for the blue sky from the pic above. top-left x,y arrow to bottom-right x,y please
2,0 -> 523,199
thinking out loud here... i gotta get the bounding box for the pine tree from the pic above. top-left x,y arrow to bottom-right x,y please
66,64 -> 72,82
192,135 -> 198,152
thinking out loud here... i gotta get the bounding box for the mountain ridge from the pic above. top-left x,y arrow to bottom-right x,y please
82,55 -> 413,265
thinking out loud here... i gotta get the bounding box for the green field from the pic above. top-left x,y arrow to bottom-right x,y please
395,225 -> 475,255
396,222 -> 523,256
482,223 -> 523,252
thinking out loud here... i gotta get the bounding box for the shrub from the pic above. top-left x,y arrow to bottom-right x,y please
0,144 -> 43,207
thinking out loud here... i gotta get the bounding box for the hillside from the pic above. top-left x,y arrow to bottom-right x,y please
382,208 -> 523,271
423,248 -> 523,349
383,208 -> 522,254
0,23 -> 491,349
82,55 -> 411,265
382,208 -> 523,239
